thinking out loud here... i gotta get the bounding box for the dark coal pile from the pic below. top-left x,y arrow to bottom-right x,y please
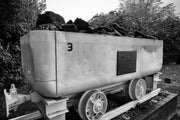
35,11 -> 157,39
35,11 -> 65,30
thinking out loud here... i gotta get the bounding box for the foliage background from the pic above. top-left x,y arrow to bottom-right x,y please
0,0 -> 46,89
89,0 -> 180,59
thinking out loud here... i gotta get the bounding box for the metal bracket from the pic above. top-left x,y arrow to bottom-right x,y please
31,91 -> 69,120
4,84 -> 30,117
153,72 -> 162,90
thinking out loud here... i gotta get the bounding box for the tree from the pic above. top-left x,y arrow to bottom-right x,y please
0,0 -> 46,89
89,0 -> 180,64
0,0 -> 46,43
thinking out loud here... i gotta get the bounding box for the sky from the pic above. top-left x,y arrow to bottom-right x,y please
46,0 -> 180,22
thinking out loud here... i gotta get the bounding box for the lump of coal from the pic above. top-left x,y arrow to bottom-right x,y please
61,18 -> 93,33
134,31 -> 147,38
92,26 -> 119,36
36,11 -> 65,30
110,23 -> 129,36
66,20 -> 73,24
61,24 -> 78,32
74,18 -> 90,31
35,23 -> 59,30
92,26 -> 112,34
134,31 -> 157,39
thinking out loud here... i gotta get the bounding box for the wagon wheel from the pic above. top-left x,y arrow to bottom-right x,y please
78,89 -> 108,120
129,78 -> 147,100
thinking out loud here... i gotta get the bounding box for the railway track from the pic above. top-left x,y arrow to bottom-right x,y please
9,90 -> 177,120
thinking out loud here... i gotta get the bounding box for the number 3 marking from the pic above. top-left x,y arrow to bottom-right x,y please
67,42 -> 73,51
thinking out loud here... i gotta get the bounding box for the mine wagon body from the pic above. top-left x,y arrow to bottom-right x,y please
21,30 -> 163,98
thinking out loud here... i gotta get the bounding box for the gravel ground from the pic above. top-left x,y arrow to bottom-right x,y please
159,64 -> 180,119
0,64 -> 180,120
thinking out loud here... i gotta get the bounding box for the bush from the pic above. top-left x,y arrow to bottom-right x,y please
0,40 -> 24,90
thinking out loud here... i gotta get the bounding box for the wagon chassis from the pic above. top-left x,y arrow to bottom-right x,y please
6,88 -> 177,120
4,72 -> 178,120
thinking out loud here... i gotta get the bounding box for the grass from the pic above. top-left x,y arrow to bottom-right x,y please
160,64 -> 180,83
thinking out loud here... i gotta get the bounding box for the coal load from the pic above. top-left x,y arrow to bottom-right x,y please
110,23 -> 129,36
35,11 -> 65,30
92,26 -> 114,35
134,31 -> 158,39
35,11 -> 157,39
74,18 -> 93,33
61,24 -> 78,32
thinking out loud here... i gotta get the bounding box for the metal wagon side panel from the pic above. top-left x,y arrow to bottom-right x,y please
55,31 -> 163,97
21,30 -> 163,98
21,30 -> 57,97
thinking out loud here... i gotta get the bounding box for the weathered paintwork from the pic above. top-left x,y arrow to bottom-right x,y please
21,30 -> 163,98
